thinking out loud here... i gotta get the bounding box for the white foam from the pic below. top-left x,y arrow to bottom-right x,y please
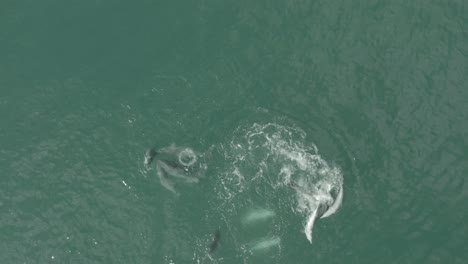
217,122 -> 343,246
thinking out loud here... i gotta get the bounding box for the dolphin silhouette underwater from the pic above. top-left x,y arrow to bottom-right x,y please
208,229 -> 221,257
144,147 -> 201,194
196,229 -> 221,262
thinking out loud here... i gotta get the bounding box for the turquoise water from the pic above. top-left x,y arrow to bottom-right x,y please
1,1 -> 467,263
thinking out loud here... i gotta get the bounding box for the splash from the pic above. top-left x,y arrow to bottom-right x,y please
217,122 -> 343,244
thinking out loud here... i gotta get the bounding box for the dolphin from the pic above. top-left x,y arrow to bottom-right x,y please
242,208 -> 276,226
144,148 -> 158,167
144,147 -> 192,171
156,159 -> 198,183
207,230 -> 221,260
249,236 -> 281,252
288,180 -> 342,219
160,159 -> 190,173
146,146 -> 202,194
208,229 -> 221,254
155,161 -> 178,195
288,180 -> 343,243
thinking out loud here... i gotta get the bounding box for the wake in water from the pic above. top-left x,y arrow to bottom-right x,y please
215,122 -> 343,248
149,120 -> 343,263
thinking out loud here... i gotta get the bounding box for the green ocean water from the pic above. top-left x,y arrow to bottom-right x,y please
1,0 -> 467,263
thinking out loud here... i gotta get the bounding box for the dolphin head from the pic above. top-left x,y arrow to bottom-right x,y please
144,148 -> 159,166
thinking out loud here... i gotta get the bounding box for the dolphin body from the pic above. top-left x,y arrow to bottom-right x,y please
208,230 -> 221,255
288,180 -> 343,243
249,236 -> 281,252
145,147 -> 200,194
206,229 -> 221,261
156,159 -> 198,183
155,160 -> 178,195
242,208 -> 276,226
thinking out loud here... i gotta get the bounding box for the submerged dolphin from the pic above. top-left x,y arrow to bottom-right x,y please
144,147 -> 193,172
145,146 -> 201,194
156,159 -> 198,183
208,230 -> 221,255
155,161 -> 178,195
249,236 -> 281,252
242,208 -> 276,225
202,229 -> 221,263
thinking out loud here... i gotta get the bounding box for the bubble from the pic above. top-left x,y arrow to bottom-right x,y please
178,148 -> 197,167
